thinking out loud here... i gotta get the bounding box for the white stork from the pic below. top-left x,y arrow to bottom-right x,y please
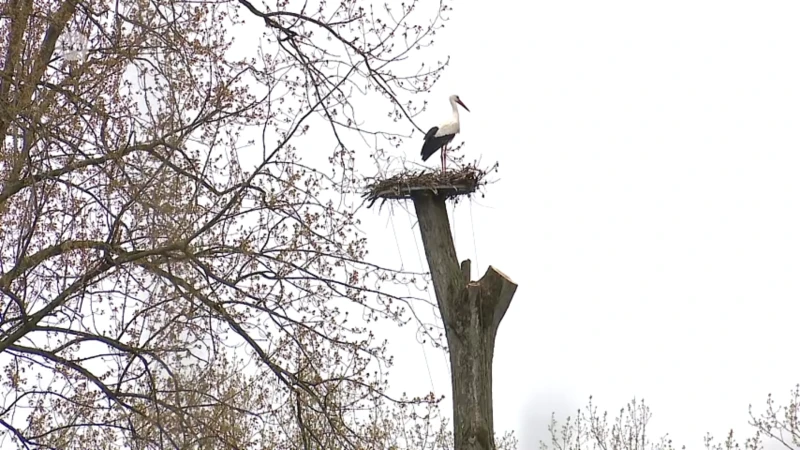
420,94 -> 470,173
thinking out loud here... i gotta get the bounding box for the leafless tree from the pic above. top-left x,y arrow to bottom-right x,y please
542,386 -> 800,450
0,0 -> 464,447
705,385 -> 800,450
541,397 -> 678,450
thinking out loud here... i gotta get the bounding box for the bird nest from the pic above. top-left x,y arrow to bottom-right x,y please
362,163 -> 494,209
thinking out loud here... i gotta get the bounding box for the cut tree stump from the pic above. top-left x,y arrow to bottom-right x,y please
365,165 -> 517,450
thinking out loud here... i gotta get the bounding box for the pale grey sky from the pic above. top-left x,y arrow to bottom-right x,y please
39,0 -> 800,448
362,1 -> 800,449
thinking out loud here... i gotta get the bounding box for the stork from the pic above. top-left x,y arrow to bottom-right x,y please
420,94 -> 470,173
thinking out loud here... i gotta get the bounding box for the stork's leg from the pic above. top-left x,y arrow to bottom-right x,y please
441,144 -> 447,173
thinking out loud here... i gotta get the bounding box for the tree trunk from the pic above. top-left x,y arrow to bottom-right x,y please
412,193 -> 518,450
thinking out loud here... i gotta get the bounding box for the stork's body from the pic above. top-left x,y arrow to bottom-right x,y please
421,95 -> 470,173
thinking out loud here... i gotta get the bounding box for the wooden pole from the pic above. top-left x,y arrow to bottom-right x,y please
412,192 -> 518,450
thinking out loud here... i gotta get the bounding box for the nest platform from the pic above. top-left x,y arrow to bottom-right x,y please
363,164 -> 492,209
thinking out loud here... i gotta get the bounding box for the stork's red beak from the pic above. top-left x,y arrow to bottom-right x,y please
456,99 -> 470,112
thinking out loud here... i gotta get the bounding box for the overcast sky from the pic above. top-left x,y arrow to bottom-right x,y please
360,1 -> 800,449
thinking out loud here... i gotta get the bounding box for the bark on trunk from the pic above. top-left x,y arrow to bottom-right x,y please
412,193 -> 518,450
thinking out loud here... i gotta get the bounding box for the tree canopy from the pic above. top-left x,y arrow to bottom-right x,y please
0,0 -> 459,447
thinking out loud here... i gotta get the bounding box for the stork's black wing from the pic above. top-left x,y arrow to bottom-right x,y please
420,126 -> 454,162
423,126 -> 438,142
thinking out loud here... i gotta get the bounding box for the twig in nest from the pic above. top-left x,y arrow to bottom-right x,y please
362,163 -> 495,209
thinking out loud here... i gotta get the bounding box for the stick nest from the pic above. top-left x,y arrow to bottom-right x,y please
362,163 -> 494,209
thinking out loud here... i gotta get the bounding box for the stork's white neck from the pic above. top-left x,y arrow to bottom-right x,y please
450,97 -> 460,123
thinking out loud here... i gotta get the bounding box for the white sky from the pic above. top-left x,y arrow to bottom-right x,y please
361,1 -> 800,449
27,1 -> 799,449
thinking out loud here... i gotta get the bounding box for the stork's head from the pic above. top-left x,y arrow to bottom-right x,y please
450,94 -> 470,112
